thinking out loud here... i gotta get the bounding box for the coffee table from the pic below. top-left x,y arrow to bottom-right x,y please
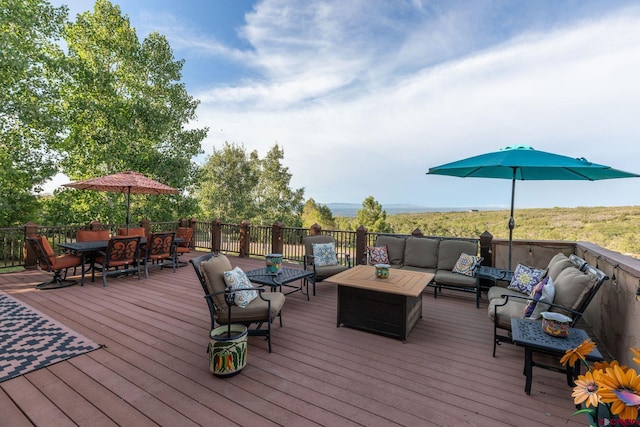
324,265 -> 434,341
245,267 -> 314,300
511,318 -> 604,395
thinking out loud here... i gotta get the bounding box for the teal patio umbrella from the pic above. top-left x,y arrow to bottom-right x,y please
427,145 -> 640,269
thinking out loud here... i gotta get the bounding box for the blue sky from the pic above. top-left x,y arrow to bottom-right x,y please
49,0 -> 640,211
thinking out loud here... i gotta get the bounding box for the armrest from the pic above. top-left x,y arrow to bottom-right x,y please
493,293 -> 583,320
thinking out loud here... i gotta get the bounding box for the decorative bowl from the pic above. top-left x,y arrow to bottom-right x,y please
541,312 -> 572,337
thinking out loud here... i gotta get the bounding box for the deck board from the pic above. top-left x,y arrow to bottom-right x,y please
1,253 -> 586,426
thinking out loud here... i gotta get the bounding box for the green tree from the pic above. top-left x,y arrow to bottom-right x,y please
253,144 -> 304,226
356,196 -> 392,233
47,0 -> 206,225
0,0 -> 67,226
198,143 -> 304,225
301,198 -> 336,229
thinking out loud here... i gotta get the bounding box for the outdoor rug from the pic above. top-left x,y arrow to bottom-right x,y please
0,291 -> 102,383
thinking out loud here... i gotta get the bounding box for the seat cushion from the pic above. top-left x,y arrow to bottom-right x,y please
200,254 -> 233,310
374,235 -> 406,266
487,286 -> 523,301
314,264 -> 349,281
434,270 -> 477,288
403,237 -> 439,268
217,292 -> 285,323
488,297 -> 527,329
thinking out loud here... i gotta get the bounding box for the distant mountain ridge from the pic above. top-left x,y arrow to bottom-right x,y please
325,203 -> 486,217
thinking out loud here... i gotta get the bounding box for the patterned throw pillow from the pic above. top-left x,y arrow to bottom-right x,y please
508,264 -> 546,294
524,277 -> 555,319
452,253 -> 483,276
223,267 -> 257,308
312,242 -> 338,267
367,246 -> 389,265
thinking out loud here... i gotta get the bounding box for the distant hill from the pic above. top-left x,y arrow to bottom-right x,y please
326,203 -> 485,217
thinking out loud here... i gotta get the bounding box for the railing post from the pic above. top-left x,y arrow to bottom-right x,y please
356,226 -> 368,266
140,218 -> 150,235
211,219 -> 221,253
272,221 -> 283,254
239,220 -> 251,258
187,218 -> 197,249
310,223 -> 322,236
24,222 -> 39,267
411,228 -> 424,237
480,231 -> 493,267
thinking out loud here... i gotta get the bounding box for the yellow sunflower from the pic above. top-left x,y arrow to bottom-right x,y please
560,339 -> 597,368
596,365 -> 640,421
572,371 -> 600,407
631,348 -> 640,367
592,360 -> 626,372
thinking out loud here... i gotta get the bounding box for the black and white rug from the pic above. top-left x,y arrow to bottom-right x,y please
0,291 -> 102,383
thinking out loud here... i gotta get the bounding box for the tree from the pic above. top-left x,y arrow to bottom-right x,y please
301,198 -> 336,229
198,142 -> 259,223
0,0 -> 67,225
198,143 -> 305,225
356,196 -> 392,233
46,0 -> 206,225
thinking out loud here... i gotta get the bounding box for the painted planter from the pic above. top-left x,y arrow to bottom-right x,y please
265,253 -> 283,274
375,264 -> 390,279
208,324 -> 248,377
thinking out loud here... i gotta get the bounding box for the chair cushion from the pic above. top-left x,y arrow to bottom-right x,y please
434,270 -> 476,287
508,264 -> 546,295
488,297 -> 527,329
546,253 -> 574,282
403,237 -> 439,268
223,267 -> 258,308
218,292 -> 285,323
524,277 -> 555,319
367,246 -> 389,265
37,236 -> 56,265
314,264 -> 349,281
374,235 -> 406,266
200,254 -> 233,311
452,253 -> 483,277
312,242 -> 338,266
437,239 -> 478,270
487,286 -> 523,301
77,229 -> 110,241
550,266 -> 597,312
53,254 -> 82,269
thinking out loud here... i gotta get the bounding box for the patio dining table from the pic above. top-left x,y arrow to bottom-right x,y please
59,237 -> 183,286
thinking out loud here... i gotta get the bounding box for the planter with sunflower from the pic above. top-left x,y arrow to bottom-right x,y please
561,339 -> 640,426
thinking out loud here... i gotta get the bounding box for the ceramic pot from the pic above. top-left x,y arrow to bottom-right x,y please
375,264 -> 390,279
265,253 -> 283,273
208,324 -> 248,377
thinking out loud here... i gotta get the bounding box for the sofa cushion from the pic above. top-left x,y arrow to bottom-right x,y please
400,265 -> 436,275
437,239 -> 478,270
368,245 -> 389,265
551,266 -> 597,312
200,254 -> 233,312
546,252 -> 574,282
488,297 -> 527,329
508,264 -> 546,295
435,270 -> 477,288
312,242 -> 338,266
452,253 -> 483,277
487,286 -> 524,301
375,235 -> 406,266
403,237 -> 439,268
524,277 -> 555,320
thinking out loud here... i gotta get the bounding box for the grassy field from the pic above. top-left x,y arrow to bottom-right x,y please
382,205 -> 640,257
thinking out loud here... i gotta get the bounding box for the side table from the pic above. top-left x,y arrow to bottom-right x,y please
511,318 -> 604,395
245,267 -> 314,301
475,266 -> 514,308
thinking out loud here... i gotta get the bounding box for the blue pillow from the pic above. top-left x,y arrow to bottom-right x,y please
508,264 -> 546,294
312,242 -> 338,266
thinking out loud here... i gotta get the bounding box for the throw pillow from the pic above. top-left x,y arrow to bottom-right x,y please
367,245 -> 389,265
508,264 -> 546,295
524,277 -> 555,319
312,242 -> 338,267
452,253 -> 483,277
223,266 -> 258,308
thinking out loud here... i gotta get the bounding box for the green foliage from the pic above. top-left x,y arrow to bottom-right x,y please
356,196 -> 392,233
302,198 -> 336,229
0,0 -> 67,225
198,142 -> 304,225
43,0 -> 206,225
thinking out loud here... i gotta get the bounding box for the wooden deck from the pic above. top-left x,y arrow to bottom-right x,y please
1,252 -> 587,426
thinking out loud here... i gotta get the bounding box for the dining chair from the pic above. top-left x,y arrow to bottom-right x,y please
92,236 -> 142,287
174,227 -> 194,267
77,229 -> 110,242
117,227 -> 147,237
26,236 -> 83,290
143,232 -> 176,278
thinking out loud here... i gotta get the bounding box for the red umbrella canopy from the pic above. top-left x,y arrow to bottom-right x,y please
63,171 -> 178,195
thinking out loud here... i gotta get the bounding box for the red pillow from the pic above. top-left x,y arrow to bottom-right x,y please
368,246 -> 389,265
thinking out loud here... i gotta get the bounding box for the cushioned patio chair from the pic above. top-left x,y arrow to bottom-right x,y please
143,232 -> 176,278
27,236 -> 83,290
174,227 -> 194,267
117,227 -> 146,237
303,235 -> 351,293
77,229 -> 110,242
92,236 -> 142,287
190,252 -> 285,353
488,253 -> 609,356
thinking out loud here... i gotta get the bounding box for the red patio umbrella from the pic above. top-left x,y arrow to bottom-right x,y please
63,171 -> 179,230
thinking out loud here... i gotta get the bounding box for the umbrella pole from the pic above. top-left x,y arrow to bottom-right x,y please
126,187 -> 131,232
508,171 -> 516,271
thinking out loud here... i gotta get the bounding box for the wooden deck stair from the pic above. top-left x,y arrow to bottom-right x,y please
1,252 -> 587,426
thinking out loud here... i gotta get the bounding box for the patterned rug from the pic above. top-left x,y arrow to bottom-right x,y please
0,291 -> 102,383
